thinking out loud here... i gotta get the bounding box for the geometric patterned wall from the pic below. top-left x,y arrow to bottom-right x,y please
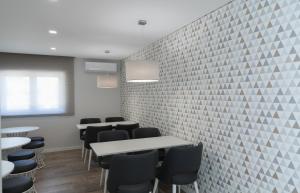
120,0 -> 300,192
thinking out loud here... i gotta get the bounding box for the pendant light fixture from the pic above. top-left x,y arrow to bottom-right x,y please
125,20 -> 160,83
125,60 -> 159,82
97,74 -> 118,88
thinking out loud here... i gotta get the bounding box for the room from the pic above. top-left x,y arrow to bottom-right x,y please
0,0 -> 299,193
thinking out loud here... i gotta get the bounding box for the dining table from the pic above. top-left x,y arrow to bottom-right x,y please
76,121 -> 137,130
1,137 -> 31,159
90,135 -> 192,157
1,126 -> 39,137
1,160 -> 14,178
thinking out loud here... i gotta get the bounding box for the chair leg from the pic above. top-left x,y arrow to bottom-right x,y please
104,169 -> 109,193
84,148 -> 88,164
88,150 -> 92,171
153,178 -> 159,193
100,168 -> 103,187
194,181 -> 199,193
81,141 -> 84,158
178,185 -> 181,193
172,184 -> 176,193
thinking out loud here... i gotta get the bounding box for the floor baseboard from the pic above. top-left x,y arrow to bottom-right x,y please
44,146 -> 81,153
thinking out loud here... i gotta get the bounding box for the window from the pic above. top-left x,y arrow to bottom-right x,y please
0,70 -> 66,116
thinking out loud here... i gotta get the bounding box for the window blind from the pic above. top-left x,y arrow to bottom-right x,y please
0,53 -> 74,117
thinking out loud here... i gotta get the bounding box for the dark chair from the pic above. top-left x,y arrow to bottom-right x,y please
105,117 -> 125,122
97,130 -> 130,193
3,176 -> 35,193
7,150 -> 35,161
153,143 -> 203,193
80,118 -> 101,158
10,159 -> 38,181
84,125 -> 112,171
107,150 -> 158,193
115,123 -> 139,138
22,141 -> 45,169
132,127 -> 161,139
30,136 -> 44,142
132,127 -> 165,160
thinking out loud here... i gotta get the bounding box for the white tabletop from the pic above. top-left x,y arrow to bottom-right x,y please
1,160 -> 14,177
90,136 -> 192,157
1,126 -> 39,134
76,121 -> 137,130
1,137 -> 31,150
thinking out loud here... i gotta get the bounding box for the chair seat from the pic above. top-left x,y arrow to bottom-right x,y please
7,150 -> 35,161
3,176 -> 33,193
98,156 -> 112,169
22,141 -> 44,149
12,160 -> 37,174
30,136 -> 44,141
118,183 -> 150,193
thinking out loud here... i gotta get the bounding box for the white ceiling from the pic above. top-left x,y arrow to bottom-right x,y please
0,0 -> 229,59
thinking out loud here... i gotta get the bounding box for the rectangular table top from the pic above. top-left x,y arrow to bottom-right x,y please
76,121 -> 137,130
90,136 -> 192,157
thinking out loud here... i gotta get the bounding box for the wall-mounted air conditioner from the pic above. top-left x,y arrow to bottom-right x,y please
85,62 -> 117,73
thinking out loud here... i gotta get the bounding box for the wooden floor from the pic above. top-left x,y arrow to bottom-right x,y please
35,149 -> 172,193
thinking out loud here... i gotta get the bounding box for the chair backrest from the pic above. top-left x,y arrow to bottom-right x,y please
79,118 -> 102,137
160,142 -> 203,184
105,117 -> 125,122
107,151 -> 158,193
80,118 -> 101,124
84,125 -> 113,149
132,127 -> 161,139
115,123 -> 140,138
97,130 -> 129,142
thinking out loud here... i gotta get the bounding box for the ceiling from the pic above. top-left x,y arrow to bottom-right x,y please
0,0 -> 229,59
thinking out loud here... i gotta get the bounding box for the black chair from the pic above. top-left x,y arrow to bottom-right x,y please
10,159 -> 38,181
132,127 -> 165,160
132,127 -> 161,139
30,136 -> 44,142
3,176 -> 35,193
115,123 -> 139,138
7,150 -> 35,161
22,141 -> 45,169
107,150 -> 158,193
105,117 -> 125,122
153,143 -> 203,193
80,118 -> 101,158
97,130 -> 130,193
84,125 -> 112,171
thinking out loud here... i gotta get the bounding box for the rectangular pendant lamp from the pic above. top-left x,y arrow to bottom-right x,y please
97,74 -> 118,88
125,60 -> 159,82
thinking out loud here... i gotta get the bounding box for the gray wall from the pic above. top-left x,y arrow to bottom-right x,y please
2,58 -> 121,151
121,0 -> 300,193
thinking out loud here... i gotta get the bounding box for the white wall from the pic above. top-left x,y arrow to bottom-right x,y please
1,58 -> 121,152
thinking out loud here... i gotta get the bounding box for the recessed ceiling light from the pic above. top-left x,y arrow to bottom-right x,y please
50,47 -> 56,51
104,50 -> 110,54
48,30 -> 57,35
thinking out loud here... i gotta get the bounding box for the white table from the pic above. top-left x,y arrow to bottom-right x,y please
76,121 -> 137,130
1,126 -> 39,137
1,137 -> 31,150
1,160 -> 14,178
90,136 -> 192,157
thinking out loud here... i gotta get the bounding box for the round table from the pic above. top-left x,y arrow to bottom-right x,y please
1,126 -> 39,137
1,137 -> 31,160
1,160 -> 14,178
1,137 -> 31,150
